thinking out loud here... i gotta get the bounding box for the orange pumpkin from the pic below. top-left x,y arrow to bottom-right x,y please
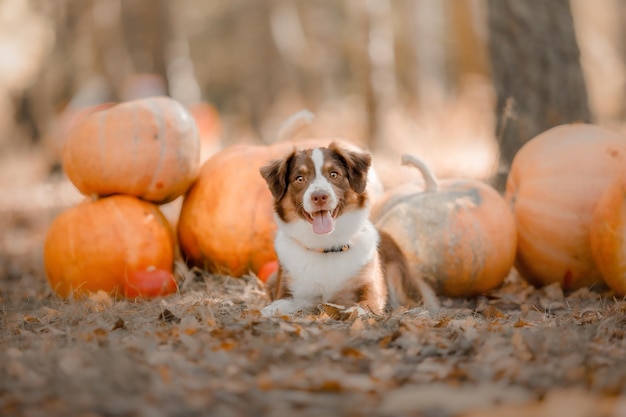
43,102 -> 116,166
188,102 -> 222,162
178,143 -> 283,277
62,96 -> 200,204
177,138 -> 381,277
372,155 -> 516,297
505,124 -> 626,290
590,178 -> 626,295
44,195 -> 176,299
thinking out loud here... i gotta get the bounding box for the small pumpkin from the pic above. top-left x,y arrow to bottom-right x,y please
44,195 -> 176,299
372,155 -> 516,297
62,96 -> 200,204
178,138 -> 381,277
590,178 -> 626,295
505,124 -> 626,290
257,260 -> 279,283
123,268 -> 178,299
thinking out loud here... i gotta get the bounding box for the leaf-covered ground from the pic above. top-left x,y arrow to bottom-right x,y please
2,181 -> 626,417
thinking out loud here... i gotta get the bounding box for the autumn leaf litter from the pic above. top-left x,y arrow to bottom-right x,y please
3,238 -> 626,417
2,190 -> 626,417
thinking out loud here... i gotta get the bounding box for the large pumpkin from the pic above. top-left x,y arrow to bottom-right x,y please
590,178 -> 626,295
372,155 -> 516,297
505,124 -> 626,290
44,195 -> 176,299
178,138 -> 382,277
62,96 -> 200,204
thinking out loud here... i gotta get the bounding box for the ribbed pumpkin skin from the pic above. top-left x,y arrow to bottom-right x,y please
178,144 -> 281,277
44,195 -> 175,299
505,124 -> 626,290
374,173 -> 516,297
178,138 -> 379,277
62,96 -> 200,204
590,179 -> 626,295
369,182 -> 424,222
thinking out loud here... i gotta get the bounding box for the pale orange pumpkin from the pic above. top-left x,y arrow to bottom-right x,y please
590,178 -> 626,295
369,182 -> 424,222
177,138 -> 381,277
372,155 -> 516,297
44,195 -> 176,299
62,96 -> 200,204
505,124 -> 626,290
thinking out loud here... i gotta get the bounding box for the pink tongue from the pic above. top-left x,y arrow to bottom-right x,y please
312,211 -> 334,234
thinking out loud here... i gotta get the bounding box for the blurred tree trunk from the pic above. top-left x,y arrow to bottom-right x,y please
620,4 -> 626,122
487,0 -> 591,190
92,0 -> 170,100
121,0 -> 168,76
343,2 -> 377,148
448,0 -> 490,84
392,0 -> 419,109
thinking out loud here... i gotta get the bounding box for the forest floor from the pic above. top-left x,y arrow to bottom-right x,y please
2,166 -> 626,417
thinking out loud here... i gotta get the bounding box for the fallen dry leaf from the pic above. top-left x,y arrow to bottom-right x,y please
3,202 -> 626,416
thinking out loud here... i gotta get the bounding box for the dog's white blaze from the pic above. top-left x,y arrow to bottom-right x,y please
302,148 -> 337,214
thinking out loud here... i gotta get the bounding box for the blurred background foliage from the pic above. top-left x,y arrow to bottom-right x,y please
0,0 -> 625,186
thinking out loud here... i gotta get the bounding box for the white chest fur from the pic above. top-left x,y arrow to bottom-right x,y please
274,209 -> 379,303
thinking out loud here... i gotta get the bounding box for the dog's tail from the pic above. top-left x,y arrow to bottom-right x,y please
379,230 -> 440,312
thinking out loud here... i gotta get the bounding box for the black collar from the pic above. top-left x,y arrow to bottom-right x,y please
317,244 -> 350,254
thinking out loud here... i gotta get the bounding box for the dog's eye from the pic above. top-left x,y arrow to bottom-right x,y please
294,176 -> 304,184
329,171 -> 339,179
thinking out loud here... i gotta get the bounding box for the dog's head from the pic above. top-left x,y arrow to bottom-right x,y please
260,142 -> 371,235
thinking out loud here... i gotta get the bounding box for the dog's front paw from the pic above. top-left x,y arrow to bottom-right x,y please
345,305 -> 370,317
261,299 -> 307,317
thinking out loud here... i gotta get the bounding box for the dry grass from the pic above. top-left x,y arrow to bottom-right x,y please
2,175 -> 626,417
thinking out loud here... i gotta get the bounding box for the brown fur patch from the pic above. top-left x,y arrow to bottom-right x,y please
272,265 -> 293,301
329,257 -> 387,313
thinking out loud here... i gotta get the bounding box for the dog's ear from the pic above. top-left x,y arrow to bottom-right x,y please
260,149 -> 296,200
329,142 -> 371,194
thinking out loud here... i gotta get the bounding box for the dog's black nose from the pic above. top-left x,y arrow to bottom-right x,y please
311,191 -> 329,206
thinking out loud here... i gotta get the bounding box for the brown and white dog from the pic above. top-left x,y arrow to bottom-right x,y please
259,142 -> 417,317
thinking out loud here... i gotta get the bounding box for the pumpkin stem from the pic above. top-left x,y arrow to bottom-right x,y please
277,109 -> 315,142
401,154 -> 439,192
